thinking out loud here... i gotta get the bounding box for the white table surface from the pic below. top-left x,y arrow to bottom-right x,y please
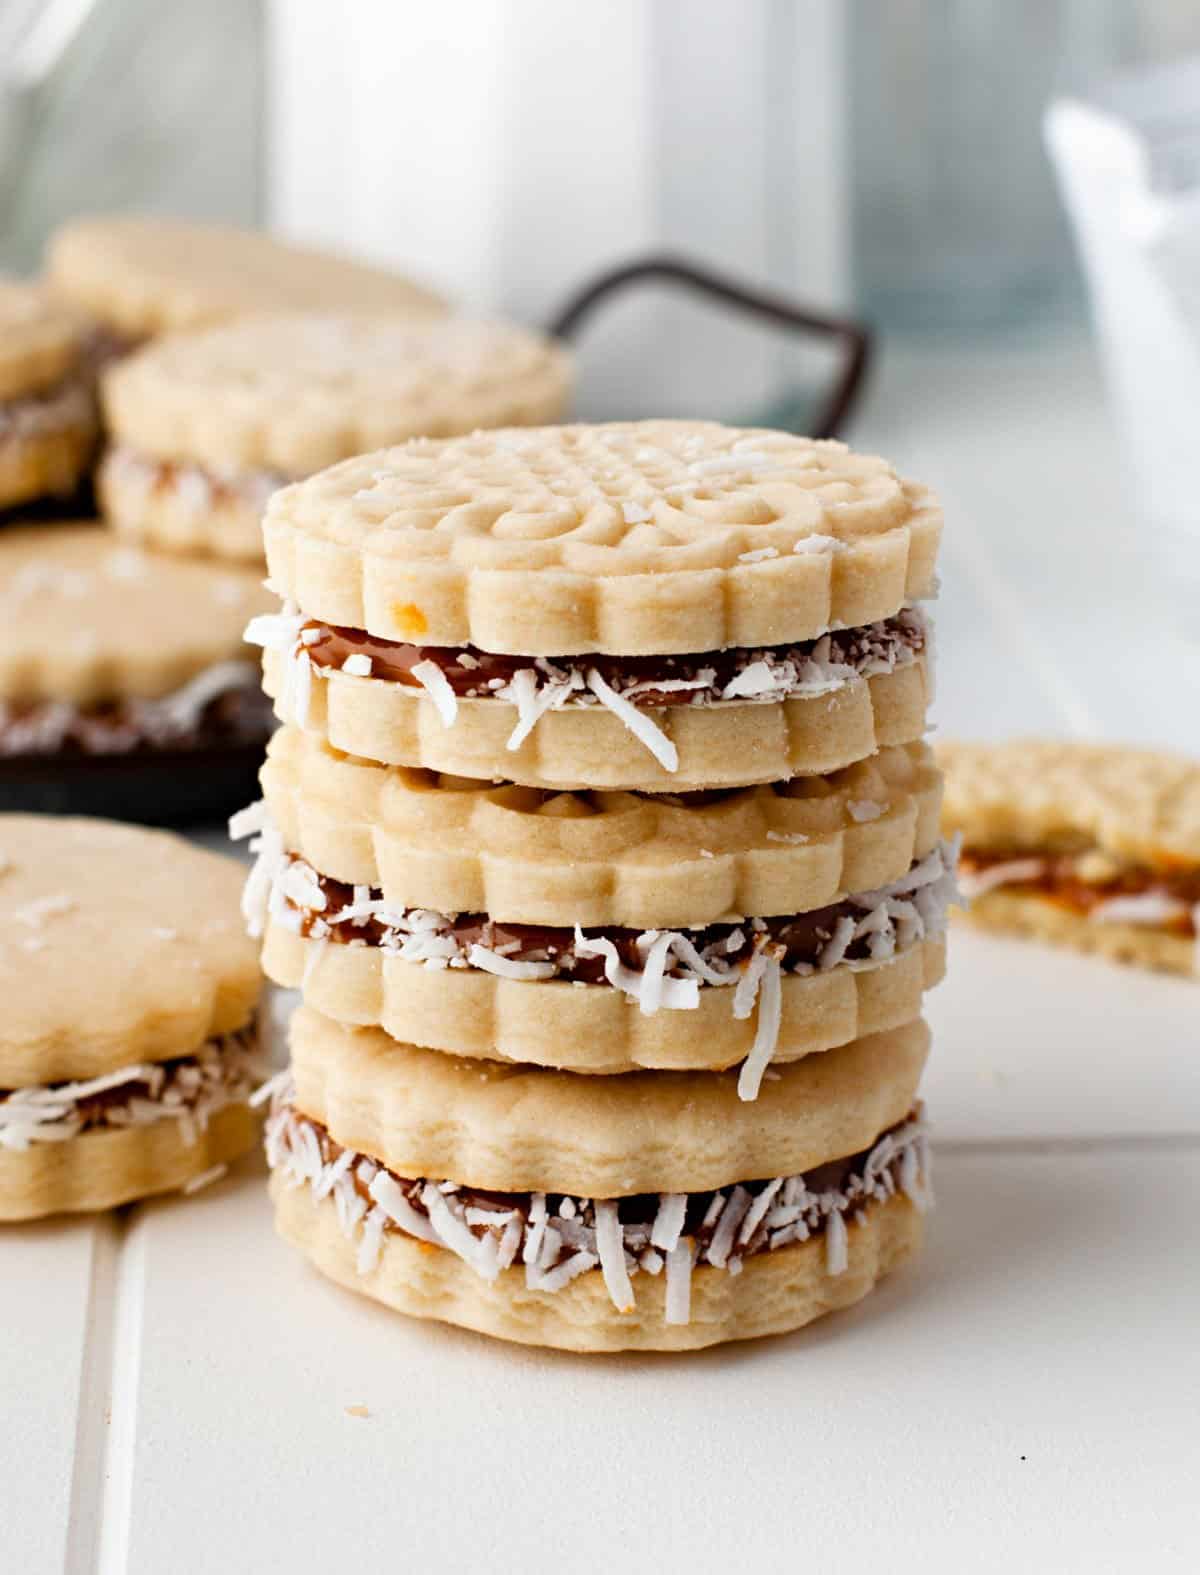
5,341 -> 1198,1574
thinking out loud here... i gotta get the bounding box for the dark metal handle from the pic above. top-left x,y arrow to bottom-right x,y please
547,254 -> 872,440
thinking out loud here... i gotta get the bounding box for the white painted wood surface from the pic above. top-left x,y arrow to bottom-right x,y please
4,344 -> 1198,1573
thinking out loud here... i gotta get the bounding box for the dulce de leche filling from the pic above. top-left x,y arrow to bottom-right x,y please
266,1096 -> 930,1322
300,607 -> 928,708
960,849 -> 1199,937
0,1024 -> 265,1152
106,444 -> 287,513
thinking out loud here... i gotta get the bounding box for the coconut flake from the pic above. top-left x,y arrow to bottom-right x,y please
1090,892 -> 1191,927
736,951 -> 783,1101
792,534 -> 842,555
465,943 -> 556,981
847,799 -> 885,823
664,1238 -> 694,1324
957,856 -> 1046,899
368,1171 -> 440,1243
584,668 -> 678,772
410,660 -> 458,727
650,1192 -> 688,1253
341,653 -> 373,677
594,1201 -> 635,1312
825,1208 -> 848,1275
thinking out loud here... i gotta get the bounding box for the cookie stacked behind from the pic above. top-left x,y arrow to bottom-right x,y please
0,281 -> 97,511
0,816 -> 265,1219
240,419 -> 951,1351
97,314 -> 574,563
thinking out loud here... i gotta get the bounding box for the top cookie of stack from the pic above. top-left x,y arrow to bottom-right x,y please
255,420 -> 940,790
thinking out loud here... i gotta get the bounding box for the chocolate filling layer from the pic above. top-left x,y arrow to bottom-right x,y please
961,850 -> 1199,935
0,679 -> 273,759
289,851 -> 949,981
301,608 -> 927,707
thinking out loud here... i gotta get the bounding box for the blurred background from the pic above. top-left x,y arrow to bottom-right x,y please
2,0 -> 1198,747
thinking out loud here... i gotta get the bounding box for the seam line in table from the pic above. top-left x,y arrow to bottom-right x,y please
63,1206 -> 145,1575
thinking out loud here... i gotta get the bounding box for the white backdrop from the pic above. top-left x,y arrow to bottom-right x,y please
264,0 -> 847,420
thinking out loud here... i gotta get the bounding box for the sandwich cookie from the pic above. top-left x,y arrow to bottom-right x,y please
236,733 -> 954,1094
0,524 -> 275,800
251,420 -> 940,790
0,281 -> 97,511
46,215 -> 446,347
940,739 -> 1200,976
266,1008 -> 931,1352
0,816 -> 267,1219
98,315 -> 573,561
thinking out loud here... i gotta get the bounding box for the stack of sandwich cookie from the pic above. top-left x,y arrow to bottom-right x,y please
98,314 -> 573,561
240,418 -> 953,1349
0,281 -> 97,511
0,816 -> 266,1219
46,215 -> 446,353
940,739 -> 1199,977
0,523 -> 274,819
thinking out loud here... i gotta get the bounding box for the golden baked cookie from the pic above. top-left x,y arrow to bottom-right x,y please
939,738 -> 1198,977
248,419 -> 939,787
46,215 -> 446,340
0,523 -> 275,766
98,315 -> 573,562
0,815 -> 267,1219
265,1010 -> 930,1350
0,280 -> 97,510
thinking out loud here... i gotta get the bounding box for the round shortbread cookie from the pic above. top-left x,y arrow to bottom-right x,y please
0,1101 -> 257,1222
0,279 -> 88,400
287,1007 -> 929,1196
46,216 -> 447,339
265,920 -> 944,1072
938,738 -> 1200,870
0,523 -> 273,706
0,816 -> 258,1084
956,889 -> 1195,977
264,644 -> 931,790
262,420 -> 943,656
272,1173 -> 923,1352
260,729 -> 943,927
101,315 -> 573,477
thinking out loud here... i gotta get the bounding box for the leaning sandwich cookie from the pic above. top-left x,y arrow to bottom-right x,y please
0,816 -> 268,1219
98,314 -> 573,562
265,1008 -> 931,1353
234,732 -> 955,1095
939,739 -> 1200,977
250,420 -> 940,790
0,280 -> 97,510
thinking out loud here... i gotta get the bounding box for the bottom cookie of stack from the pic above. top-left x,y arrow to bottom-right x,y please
266,1008 -> 931,1352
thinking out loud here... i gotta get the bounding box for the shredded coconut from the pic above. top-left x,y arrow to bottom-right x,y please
410,660 -> 458,727
265,1101 -> 930,1324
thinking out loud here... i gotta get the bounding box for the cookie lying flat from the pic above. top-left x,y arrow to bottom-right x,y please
0,816 -> 267,1219
250,420 -> 939,789
46,215 -> 446,343
0,523 -> 274,780
266,1008 -> 930,1351
939,739 -> 1199,977
0,281 -> 97,510
235,737 -> 953,1091
98,315 -> 573,562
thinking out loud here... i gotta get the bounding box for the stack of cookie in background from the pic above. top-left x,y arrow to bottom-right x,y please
0,214 -> 572,825
237,418 -> 958,1352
